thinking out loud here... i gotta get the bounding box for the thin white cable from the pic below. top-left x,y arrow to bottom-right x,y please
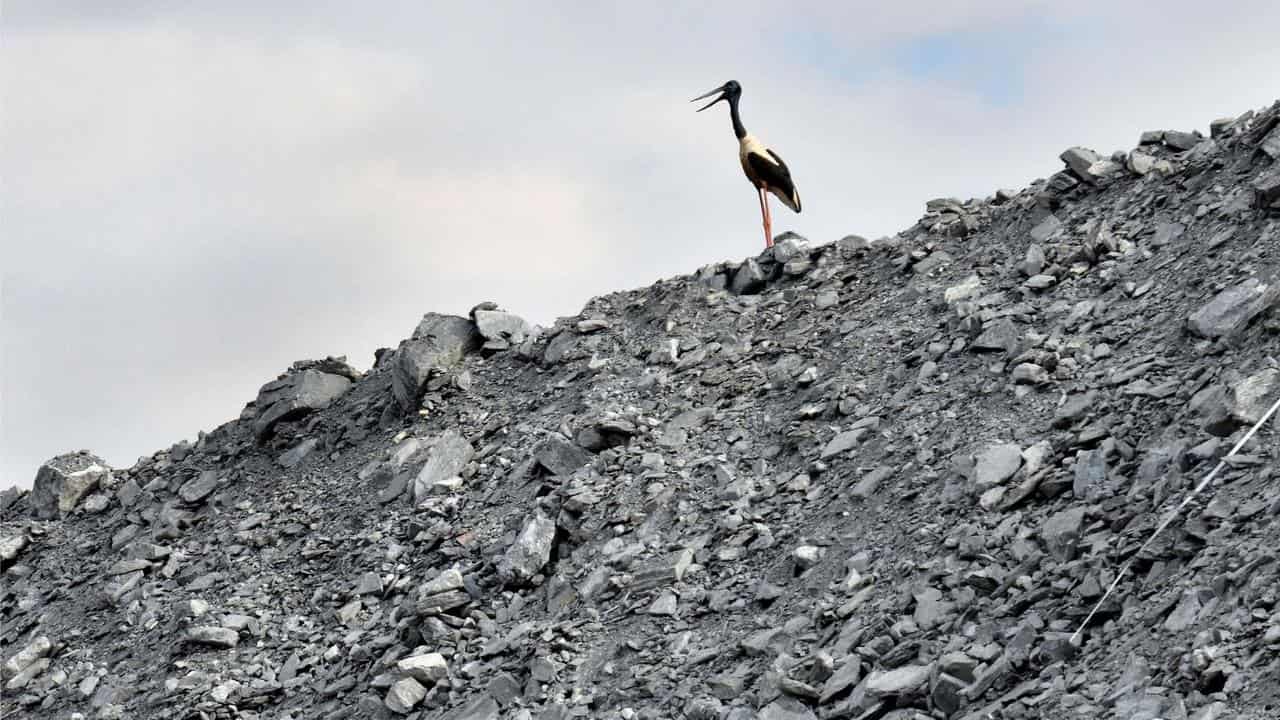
1071,391 -> 1280,646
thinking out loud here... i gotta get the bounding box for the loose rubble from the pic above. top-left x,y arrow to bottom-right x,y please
4,99 -> 1280,720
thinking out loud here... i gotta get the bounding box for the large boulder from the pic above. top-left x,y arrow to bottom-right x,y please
31,452 -> 112,519
391,313 -> 482,409
252,369 -> 353,440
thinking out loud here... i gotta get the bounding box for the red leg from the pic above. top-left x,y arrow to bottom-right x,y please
763,191 -> 774,248
757,188 -> 773,249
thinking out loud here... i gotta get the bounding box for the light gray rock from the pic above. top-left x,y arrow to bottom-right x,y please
412,429 -> 474,502
497,511 -> 556,584
0,534 -> 29,564
277,438 -> 318,468
1073,449 -> 1109,500
1229,368 -> 1280,425
972,318 -> 1020,353
396,652 -> 448,684
186,626 -> 239,648
474,309 -> 532,351
820,429 -> 866,459
384,676 -> 427,714
1187,278 -> 1277,338
31,452 -> 111,519
391,313 -> 481,409
1042,507 -> 1086,561
864,663 -> 931,698
973,443 -> 1022,488
3,635 -> 52,677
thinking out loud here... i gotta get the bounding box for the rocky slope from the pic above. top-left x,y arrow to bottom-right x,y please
4,100 -> 1280,720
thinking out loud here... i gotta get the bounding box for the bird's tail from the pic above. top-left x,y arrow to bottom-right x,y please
772,186 -> 801,213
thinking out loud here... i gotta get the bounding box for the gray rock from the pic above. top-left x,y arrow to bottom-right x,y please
534,438 -> 591,476
1030,214 -> 1062,243
391,313 -> 481,409
972,318 -> 1020,353
396,652 -> 448,683
0,534 -> 29,564
820,429 -> 866,459
186,626 -> 239,648
1187,278 -> 1278,338
444,696 -> 500,720
973,443 -> 1022,488
757,696 -> 818,720
3,636 -> 52,677
253,369 -> 352,439
1164,130 -> 1202,151
473,309 -> 532,351
384,676 -> 427,714
277,438 -> 318,468
1073,449 -> 1108,500
1011,362 -> 1050,384
731,258 -> 767,295
412,429 -> 474,502
864,663 -> 931,698
1021,244 -> 1045,276
1042,507 -> 1086,561
178,470 -> 219,504
30,452 -> 111,519
1229,368 -> 1279,425
1164,589 -> 1203,632
497,511 -> 556,584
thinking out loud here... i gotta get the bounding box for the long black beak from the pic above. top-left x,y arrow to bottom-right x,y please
691,85 -> 728,112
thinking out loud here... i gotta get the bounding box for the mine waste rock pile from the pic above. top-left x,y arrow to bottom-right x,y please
5,100 -> 1280,720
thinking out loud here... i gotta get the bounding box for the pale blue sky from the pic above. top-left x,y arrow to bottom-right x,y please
4,1 -> 1280,487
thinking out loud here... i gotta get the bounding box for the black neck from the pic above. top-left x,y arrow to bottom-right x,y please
728,95 -> 746,139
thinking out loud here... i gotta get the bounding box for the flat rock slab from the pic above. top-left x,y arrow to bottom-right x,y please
865,663 -> 932,698
186,626 -> 239,648
1187,278 -> 1277,339
973,443 -> 1022,488
178,470 -> 219,504
757,697 -> 819,720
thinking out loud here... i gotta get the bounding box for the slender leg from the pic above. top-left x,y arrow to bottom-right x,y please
763,190 -> 774,248
757,188 -> 773,249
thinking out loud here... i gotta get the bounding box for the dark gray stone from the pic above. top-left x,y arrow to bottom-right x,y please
253,369 -> 352,439
391,313 -> 481,409
1042,507 -> 1086,561
731,258 -> 766,295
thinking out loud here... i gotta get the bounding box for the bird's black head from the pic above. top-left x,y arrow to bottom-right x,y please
692,80 -> 741,112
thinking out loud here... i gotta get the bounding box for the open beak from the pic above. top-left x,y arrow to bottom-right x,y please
691,84 -> 728,112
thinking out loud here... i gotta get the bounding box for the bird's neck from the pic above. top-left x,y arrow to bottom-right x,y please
728,96 -> 747,139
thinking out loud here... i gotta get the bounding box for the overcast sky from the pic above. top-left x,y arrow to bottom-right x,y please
3,2 -> 1279,489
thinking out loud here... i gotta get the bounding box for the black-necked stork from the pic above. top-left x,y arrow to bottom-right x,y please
693,80 -> 801,249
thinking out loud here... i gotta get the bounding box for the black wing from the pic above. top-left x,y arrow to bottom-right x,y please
748,149 -> 801,212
